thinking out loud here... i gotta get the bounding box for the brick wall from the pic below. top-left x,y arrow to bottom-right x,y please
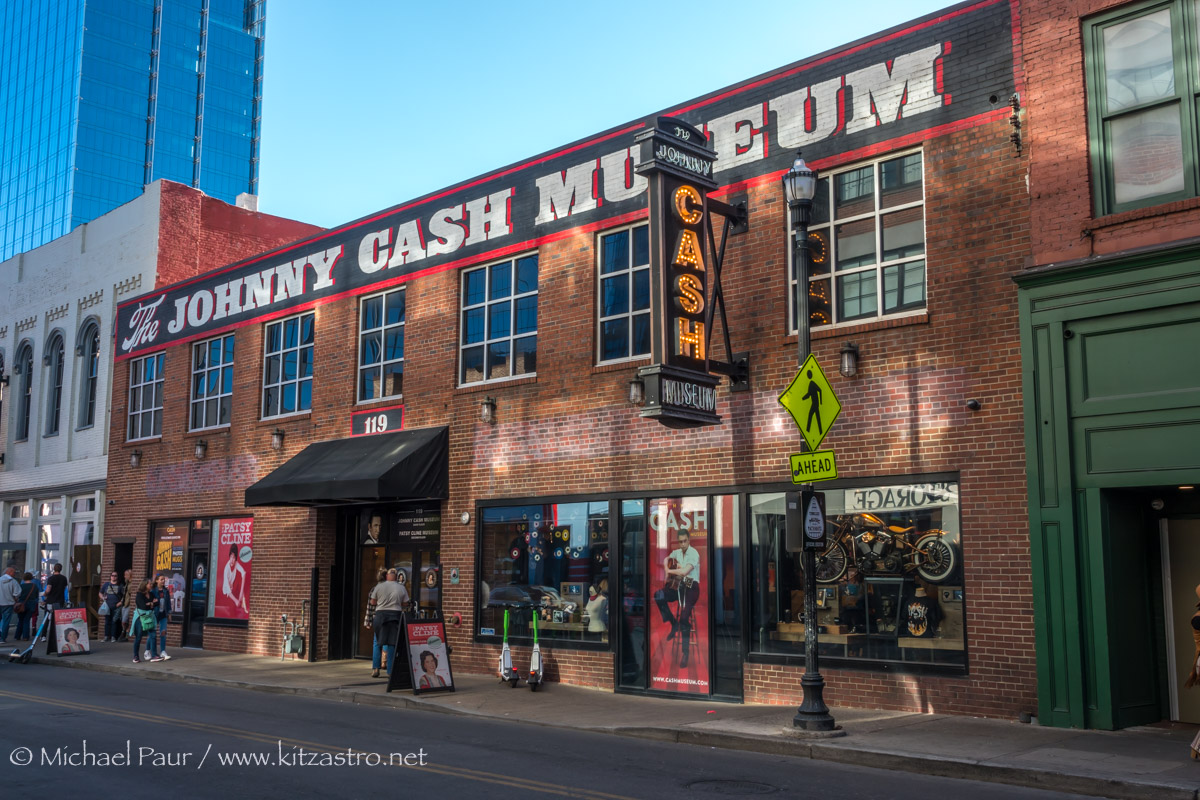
1023,0 -> 1200,263
105,112 -> 1034,719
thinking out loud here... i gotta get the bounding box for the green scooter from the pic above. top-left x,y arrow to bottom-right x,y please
527,604 -> 543,691
497,605 -> 519,687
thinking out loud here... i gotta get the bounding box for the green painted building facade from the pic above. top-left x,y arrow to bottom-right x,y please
1017,239 -> 1200,730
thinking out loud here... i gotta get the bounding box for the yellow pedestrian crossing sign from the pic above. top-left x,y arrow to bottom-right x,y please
779,354 -> 841,451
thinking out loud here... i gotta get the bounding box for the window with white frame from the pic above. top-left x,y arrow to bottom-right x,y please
460,254 -> 538,385
14,343 -> 32,441
791,151 -> 926,329
262,313 -> 313,418
358,288 -> 405,402
44,333 -> 64,436
128,352 -> 165,440
597,224 -> 651,363
77,322 -> 100,429
191,334 -> 234,430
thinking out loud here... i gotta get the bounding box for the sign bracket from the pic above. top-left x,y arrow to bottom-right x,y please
703,201 -> 750,391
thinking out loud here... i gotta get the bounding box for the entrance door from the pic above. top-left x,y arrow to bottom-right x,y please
183,550 -> 209,648
1166,519 -> 1200,722
618,500 -> 648,690
356,546 -> 386,658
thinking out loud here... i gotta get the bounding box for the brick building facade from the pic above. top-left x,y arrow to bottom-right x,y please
0,181 -> 317,631
105,0 -> 1040,719
1019,0 -> 1200,729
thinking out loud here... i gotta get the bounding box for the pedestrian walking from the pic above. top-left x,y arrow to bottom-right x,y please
366,568 -> 409,678
98,571 -> 123,641
16,572 -> 39,640
148,574 -> 172,660
0,564 -> 21,644
1185,583 -> 1200,760
119,569 -> 137,642
131,581 -> 163,663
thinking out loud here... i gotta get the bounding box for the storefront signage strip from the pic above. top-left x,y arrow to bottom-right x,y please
115,1 -> 1012,359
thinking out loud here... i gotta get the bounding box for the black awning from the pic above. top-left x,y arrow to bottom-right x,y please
244,426 -> 448,507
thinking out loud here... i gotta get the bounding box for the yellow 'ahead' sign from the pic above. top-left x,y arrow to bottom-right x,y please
779,354 -> 841,451
790,450 -> 838,483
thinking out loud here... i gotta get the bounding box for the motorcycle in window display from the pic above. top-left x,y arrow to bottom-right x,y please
806,512 -> 958,585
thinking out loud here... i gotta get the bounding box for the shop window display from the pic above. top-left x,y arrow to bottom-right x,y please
750,482 -> 965,668
478,502 -> 610,644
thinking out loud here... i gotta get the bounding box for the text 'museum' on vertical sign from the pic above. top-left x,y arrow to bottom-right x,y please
635,117 -> 722,428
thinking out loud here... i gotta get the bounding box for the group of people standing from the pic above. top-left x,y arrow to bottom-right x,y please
98,569 -> 173,663
0,562 -> 70,644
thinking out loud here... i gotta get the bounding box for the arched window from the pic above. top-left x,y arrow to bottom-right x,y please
15,343 -> 33,441
78,323 -> 100,429
45,334 -> 65,436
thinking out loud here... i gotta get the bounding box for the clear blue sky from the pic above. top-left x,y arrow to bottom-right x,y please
257,1 -> 958,228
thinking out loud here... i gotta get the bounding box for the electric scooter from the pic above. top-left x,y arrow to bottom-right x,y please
8,613 -> 51,664
497,605 -> 519,687
527,604 -> 543,692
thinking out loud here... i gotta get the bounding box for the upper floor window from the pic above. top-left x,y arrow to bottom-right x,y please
191,334 -> 234,430
460,254 -> 538,385
1085,0 -> 1197,214
358,289 -> 405,402
597,225 -> 651,363
792,151 -> 926,329
14,343 -> 33,442
262,313 -> 313,419
77,322 -> 100,429
128,353 -> 165,440
44,334 -> 64,436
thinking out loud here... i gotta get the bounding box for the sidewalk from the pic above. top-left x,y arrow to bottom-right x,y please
18,640 -> 1200,800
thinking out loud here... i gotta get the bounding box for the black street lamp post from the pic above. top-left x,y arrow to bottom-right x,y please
783,152 -> 836,732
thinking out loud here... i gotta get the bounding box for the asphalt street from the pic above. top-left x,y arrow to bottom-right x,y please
0,664 -> 1101,799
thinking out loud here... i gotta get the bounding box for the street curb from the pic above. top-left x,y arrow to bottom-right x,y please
26,656 -> 1199,800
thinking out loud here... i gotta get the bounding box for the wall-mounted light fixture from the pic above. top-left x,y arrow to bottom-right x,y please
271,428 -> 285,451
839,342 -> 860,378
460,511 -> 471,525
966,399 -> 983,412
0,374 -> 8,386
628,373 -> 645,406
480,396 -> 496,424
194,439 -> 208,460
130,449 -> 143,468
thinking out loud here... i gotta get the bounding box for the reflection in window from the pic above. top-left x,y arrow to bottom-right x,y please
191,334 -> 234,430
78,323 -> 100,428
45,334 -> 65,435
15,343 -> 33,441
597,225 -> 651,363
460,254 -> 538,385
262,313 -> 313,418
128,352 -> 165,440
749,482 -> 964,668
792,151 -> 926,329
478,502 -> 610,644
358,288 -> 405,401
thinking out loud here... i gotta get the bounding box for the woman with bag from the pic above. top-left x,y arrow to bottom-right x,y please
15,572 -> 38,640
98,571 -> 122,642
131,581 -> 163,663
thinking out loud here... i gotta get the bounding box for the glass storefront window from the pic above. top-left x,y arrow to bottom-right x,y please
37,522 -> 62,581
478,501 -> 610,644
750,481 -> 965,668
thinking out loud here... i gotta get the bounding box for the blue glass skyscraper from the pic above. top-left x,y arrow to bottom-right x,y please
0,0 -> 265,261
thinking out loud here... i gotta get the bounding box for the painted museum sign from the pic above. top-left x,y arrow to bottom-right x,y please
116,0 -> 1015,359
